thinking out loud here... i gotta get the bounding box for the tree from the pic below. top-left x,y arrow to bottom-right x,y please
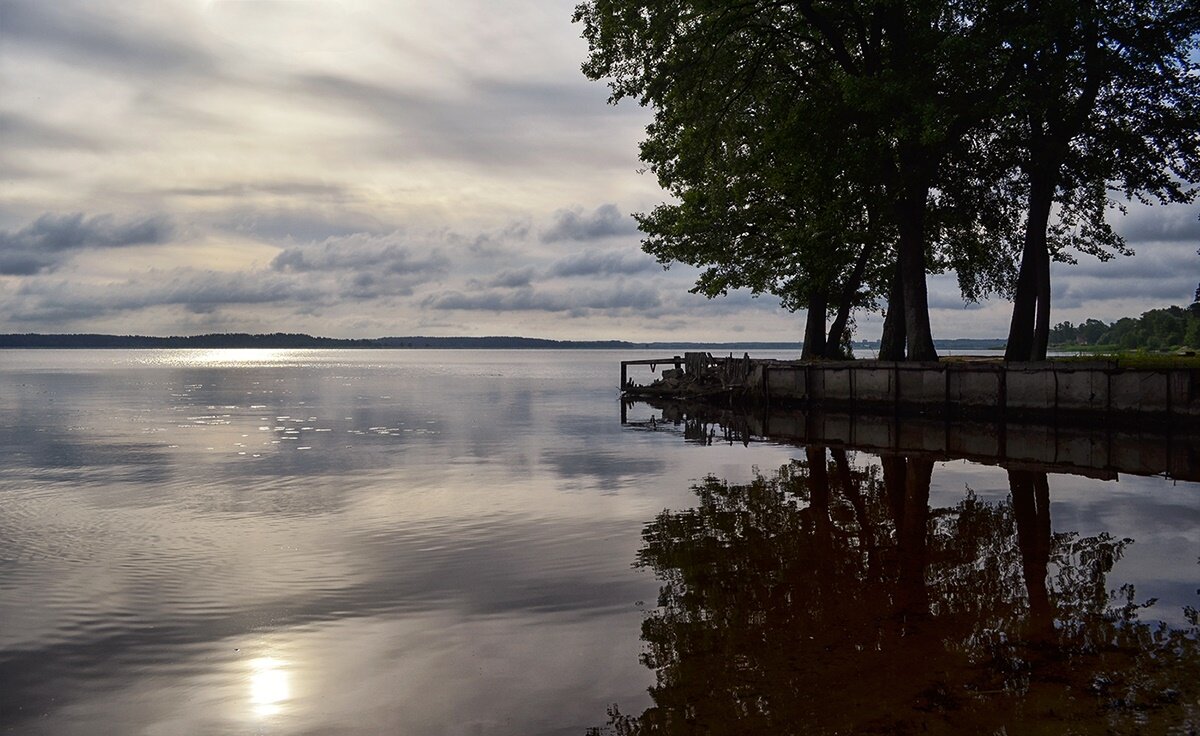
1001,0 -> 1200,361
575,1 -> 1023,361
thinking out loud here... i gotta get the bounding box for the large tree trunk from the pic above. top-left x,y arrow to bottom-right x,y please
807,446 -> 834,597
896,457 -> 933,620
879,261 -> 907,360
1004,240 -> 1038,361
801,288 -> 829,360
895,154 -> 938,361
1009,469 -> 1054,640
1032,223 -> 1053,361
1005,167 -> 1055,361
881,455 -> 908,527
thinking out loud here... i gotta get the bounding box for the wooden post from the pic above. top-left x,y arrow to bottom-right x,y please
620,361 -> 627,390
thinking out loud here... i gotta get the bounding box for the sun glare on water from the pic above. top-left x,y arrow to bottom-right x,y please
136,349 -> 315,368
249,657 -> 291,717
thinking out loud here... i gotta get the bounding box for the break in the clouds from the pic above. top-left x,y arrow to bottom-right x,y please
0,0 -> 1195,341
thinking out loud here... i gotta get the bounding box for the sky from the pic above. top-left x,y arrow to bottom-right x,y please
1,0 -> 1197,341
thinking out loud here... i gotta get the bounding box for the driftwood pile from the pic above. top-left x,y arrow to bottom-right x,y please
629,351 -> 755,399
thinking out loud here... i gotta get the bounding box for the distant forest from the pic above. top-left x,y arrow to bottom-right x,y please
1050,301 -> 1200,350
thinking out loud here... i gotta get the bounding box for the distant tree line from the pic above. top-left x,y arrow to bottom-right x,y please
1049,300 -> 1200,350
0,333 -> 381,349
575,0 -> 1200,362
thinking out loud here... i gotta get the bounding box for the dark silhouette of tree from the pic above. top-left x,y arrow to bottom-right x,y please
574,2 -> 1199,362
594,452 -> 1200,734
575,1 -> 1026,362
1002,0 -> 1200,361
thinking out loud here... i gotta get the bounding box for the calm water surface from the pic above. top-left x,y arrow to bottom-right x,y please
0,350 -> 1197,734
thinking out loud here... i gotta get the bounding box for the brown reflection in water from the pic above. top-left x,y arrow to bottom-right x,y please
593,451 -> 1200,735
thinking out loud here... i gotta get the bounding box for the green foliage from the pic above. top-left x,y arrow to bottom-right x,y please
574,0 -> 1200,359
1050,302 -> 1200,350
574,0 -> 1025,321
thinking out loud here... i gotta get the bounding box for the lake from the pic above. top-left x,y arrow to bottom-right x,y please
1,349 -> 1197,734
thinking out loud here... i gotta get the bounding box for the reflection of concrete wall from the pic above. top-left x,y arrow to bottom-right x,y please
743,409 -> 1200,481
750,360 -> 1200,424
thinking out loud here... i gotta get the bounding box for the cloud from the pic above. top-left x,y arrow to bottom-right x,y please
1113,203 -> 1200,243
266,231 -> 458,300
12,269 -> 321,321
927,293 -> 987,311
270,233 -> 448,276
484,268 -> 536,288
0,213 -> 173,275
212,207 -> 391,244
1054,241 -> 1198,280
290,72 -> 644,170
0,0 -> 217,79
1048,241 -> 1198,309
548,250 -> 658,277
0,112 -> 101,152
424,284 -> 662,314
163,181 -> 351,200
541,204 -> 638,242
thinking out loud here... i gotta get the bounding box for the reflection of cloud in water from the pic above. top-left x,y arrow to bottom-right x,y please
540,449 -> 667,487
0,512 -> 654,731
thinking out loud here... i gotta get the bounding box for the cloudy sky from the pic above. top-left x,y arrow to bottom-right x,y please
1,0 -> 1196,341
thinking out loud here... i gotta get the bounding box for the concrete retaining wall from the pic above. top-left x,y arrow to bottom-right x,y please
750,360 -> 1200,424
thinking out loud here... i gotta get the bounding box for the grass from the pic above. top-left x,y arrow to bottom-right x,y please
1052,347 -> 1200,370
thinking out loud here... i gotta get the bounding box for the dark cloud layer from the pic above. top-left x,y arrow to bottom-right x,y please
270,234 -> 448,275
12,269 -> 320,322
0,0 -> 217,78
486,268 -> 536,288
549,250 -> 658,277
0,112 -> 101,152
425,284 -> 662,314
541,204 -> 638,242
0,213 -> 173,275
1114,204 -> 1200,243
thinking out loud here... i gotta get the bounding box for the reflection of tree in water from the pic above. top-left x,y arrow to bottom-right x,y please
595,451 -> 1199,735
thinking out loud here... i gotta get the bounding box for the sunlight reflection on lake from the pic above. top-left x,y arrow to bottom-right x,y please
249,657 -> 291,718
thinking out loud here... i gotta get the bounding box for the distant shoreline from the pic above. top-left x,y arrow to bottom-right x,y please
0,333 -> 1005,351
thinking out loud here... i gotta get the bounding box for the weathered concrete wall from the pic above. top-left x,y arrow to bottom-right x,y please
751,360 -> 1200,425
